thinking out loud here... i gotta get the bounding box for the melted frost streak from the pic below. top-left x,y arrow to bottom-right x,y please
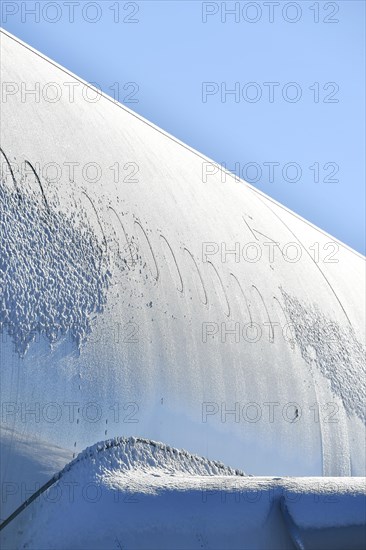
281,288 -> 366,423
0,181 -> 111,356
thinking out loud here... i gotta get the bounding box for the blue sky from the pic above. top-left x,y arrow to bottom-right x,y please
1,0 -> 365,253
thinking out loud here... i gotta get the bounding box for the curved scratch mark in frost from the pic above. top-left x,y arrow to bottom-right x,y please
24,160 -> 49,210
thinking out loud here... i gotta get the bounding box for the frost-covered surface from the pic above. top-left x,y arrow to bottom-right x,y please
61,436 -> 246,477
1,29 -> 366,527
281,288 -> 366,422
0,180 -> 111,355
1,437 -> 365,550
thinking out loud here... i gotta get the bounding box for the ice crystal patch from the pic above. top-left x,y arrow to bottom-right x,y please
0,179 -> 111,356
280,288 -> 366,423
